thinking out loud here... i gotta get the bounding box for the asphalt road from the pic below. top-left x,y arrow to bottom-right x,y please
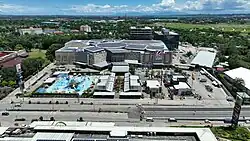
144,111 -> 250,119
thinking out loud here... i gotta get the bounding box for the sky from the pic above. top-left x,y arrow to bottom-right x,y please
0,0 -> 250,15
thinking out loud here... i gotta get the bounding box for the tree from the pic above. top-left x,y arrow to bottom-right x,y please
228,55 -> 241,69
150,69 -> 155,78
145,69 -> 149,77
50,117 -> 55,121
39,116 -> 43,121
186,51 -> 193,57
22,57 -> 45,78
233,77 -> 245,92
1,80 -> 8,87
15,44 -> 24,51
129,66 -> 135,75
8,80 -> 16,88
234,77 -> 245,86
46,43 -> 63,62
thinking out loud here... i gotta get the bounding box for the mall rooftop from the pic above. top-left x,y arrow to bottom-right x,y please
57,39 -> 168,52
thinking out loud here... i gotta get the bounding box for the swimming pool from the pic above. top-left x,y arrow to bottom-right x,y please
36,75 -> 96,96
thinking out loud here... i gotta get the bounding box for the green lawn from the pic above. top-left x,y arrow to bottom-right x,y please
159,23 -> 250,33
28,49 -> 47,59
28,49 -> 50,65
211,126 -> 250,141
170,126 -> 250,141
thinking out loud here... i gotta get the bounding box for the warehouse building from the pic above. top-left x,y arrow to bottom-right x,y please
0,121 -> 217,141
124,73 -> 141,92
55,40 -> 173,68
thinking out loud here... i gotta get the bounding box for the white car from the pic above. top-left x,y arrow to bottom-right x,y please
204,119 -> 211,123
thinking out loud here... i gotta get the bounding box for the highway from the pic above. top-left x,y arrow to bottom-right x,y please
144,111 -> 250,120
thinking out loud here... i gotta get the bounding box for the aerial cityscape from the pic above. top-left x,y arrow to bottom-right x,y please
0,0 -> 250,141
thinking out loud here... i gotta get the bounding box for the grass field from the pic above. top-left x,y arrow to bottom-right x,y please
171,126 -> 250,141
28,49 -> 50,65
211,126 -> 250,141
156,22 -> 250,33
28,49 -> 47,59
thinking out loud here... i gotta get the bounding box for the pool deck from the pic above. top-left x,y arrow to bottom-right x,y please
36,75 -> 99,95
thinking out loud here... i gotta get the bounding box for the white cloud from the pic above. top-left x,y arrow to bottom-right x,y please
1,0 -> 250,15
0,3 -> 41,14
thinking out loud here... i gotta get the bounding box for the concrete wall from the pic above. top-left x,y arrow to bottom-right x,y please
93,51 -> 107,64
55,51 -> 76,65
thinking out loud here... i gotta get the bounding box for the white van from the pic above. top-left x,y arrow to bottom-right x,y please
146,117 -> 154,122
168,118 -> 177,122
212,81 -> 219,87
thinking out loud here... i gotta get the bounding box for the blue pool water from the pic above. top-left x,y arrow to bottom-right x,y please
36,75 -> 94,96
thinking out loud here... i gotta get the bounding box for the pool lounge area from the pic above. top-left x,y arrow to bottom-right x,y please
36,74 -> 98,96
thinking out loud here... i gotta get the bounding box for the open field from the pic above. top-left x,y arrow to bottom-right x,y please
161,23 -> 250,33
28,49 -> 50,64
28,49 -> 47,59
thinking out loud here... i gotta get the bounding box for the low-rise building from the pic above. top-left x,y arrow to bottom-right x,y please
124,73 -> 141,93
19,27 -> 43,35
80,25 -> 92,32
95,73 -> 115,93
146,80 -> 161,94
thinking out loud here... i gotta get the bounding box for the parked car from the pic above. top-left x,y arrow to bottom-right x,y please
15,118 -> 26,121
212,81 -> 220,87
14,104 -> 21,107
205,85 -> 213,92
200,78 -> 207,82
168,118 -> 177,122
224,118 -> 232,123
226,96 -> 234,102
146,117 -> 154,122
2,112 -> 9,116
204,119 -> 211,123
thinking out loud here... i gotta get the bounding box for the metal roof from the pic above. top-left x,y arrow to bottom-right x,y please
130,80 -> 140,87
97,42 -> 126,48
93,92 -> 115,96
106,81 -> 114,92
106,48 -> 130,54
125,44 -> 147,50
112,66 -> 129,73
120,92 -> 142,96
124,81 -> 130,92
84,47 -> 104,53
225,67 -> 250,90
146,80 -> 160,89
130,75 -> 139,80
173,82 -> 191,90
110,130 -> 127,137
44,77 -> 56,84
191,51 -> 216,68
34,126 -> 217,141
32,132 -> 74,141
93,61 -> 110,68
99,75 -> 110,80
0,127 -> 8,136
0,137 -> 31,141
112,62 -> 129,66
